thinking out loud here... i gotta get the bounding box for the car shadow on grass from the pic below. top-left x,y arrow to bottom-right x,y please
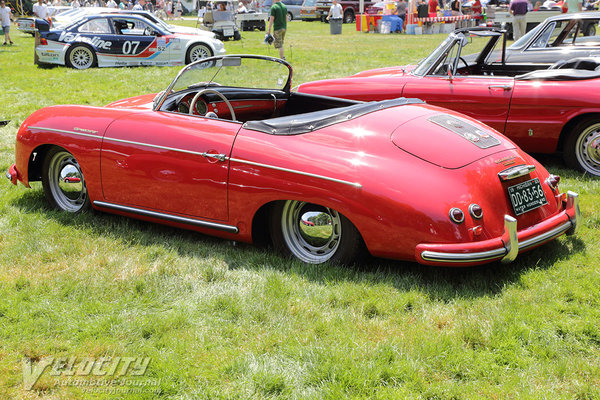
9,186 -> 586,302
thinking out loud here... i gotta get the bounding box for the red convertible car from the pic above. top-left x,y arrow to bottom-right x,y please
7,55 -> 580,266
297,27 -> 600,177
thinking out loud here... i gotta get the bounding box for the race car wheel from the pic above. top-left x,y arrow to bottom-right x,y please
565,117 -> 600,177
186,43 -> 213,64
66,45 -> 96,70
271,200 -> 364,265
42,148 -> 90,213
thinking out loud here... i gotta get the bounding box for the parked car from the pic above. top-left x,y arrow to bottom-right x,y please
503,12 -> 600,63
282,0 -> 302,20
7,55 -> 580,266
297,26 -> 600,177
34,13 -> 226,69
301,0 -> 319,21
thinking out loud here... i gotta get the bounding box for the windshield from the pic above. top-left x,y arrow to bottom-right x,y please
303,0 -> 317,5
414,31 -> 501,76
157,55 -> 292,108
510,22 -> 545,49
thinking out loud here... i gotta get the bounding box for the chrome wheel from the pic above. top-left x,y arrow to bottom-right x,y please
280,200 -> 342,264
574,122 -> 600,176
45,150 -> 88,212
68,45 -> 94,69
187,44 -> 212,63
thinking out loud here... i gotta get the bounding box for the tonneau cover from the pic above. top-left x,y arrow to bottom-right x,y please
516,68 -> 600,81
243,98 -> 424,135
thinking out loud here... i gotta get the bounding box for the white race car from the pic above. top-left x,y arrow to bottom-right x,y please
35,13 -> 226,69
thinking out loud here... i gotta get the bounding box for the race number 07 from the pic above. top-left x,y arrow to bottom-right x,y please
123,41 -> 140,55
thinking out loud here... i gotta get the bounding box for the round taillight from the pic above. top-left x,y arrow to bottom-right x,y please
449,208 -> 465,224
469,204 -> 483,219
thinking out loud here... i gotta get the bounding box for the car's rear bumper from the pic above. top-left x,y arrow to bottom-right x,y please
415,191 -> 580,267
6,164 -> 19,186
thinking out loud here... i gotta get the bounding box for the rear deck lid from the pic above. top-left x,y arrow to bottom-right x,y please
391,112 -> 516,169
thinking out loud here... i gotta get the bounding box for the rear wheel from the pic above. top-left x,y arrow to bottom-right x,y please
564,117 -> 600,177
185,43 -> 212,64
66,44 -> 96,69
343,9 -> 354,23
233,30 -> 241,40
287,12 -> 293,21
270,200 -> 364,264
42,148 -> 90,212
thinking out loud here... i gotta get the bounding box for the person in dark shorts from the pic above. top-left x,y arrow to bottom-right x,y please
267,0 -> 287,60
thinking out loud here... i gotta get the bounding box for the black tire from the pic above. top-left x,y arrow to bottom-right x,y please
233,30 -> 241,40
42,147 -> 90,213
287,12 -> 293,21
65,44 -> 97,70
270,200 -> 364,265
185,43 -> 213,64
564,117 -> 600,177
343,9 -> 354,24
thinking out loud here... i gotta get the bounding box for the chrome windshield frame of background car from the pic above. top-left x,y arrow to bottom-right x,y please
153,55 -> 293,112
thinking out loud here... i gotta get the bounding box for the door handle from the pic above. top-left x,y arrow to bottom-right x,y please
201,152 -> 228,162
488,85 -> 512,91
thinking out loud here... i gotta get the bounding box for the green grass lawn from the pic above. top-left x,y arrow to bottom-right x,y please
1,20 -> 600,399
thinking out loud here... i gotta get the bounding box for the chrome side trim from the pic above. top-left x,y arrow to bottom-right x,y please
103,136 -> 227,161
229,157 -> 362,188
566,191 -> 580,235
501,215 -> 518,263
498,164 -> 536,181
93,201 -> 239,233
29,126 -> 101,139
5,171 -> 11,180
520,221 -> 572,250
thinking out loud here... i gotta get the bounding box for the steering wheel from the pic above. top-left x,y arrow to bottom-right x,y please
189,88 -> 236,121
143,27 -> 152,36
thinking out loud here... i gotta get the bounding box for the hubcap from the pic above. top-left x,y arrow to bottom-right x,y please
48,151 -> 87,212
281,201 -> 341,264
71,47 -> 92,69
190,46 -> 210,62
575,123 -> 600,176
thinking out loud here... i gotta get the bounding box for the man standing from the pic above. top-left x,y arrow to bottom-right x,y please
327,0 -> 342,21
267,0 -> 286,60
132,0 -> 145,10
33,0 -> 49,20
566,0 -> 582,13
0,0 -> 13,45
509,0 -> 528,40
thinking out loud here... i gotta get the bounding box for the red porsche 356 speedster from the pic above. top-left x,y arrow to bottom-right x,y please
7,55 -> 580,266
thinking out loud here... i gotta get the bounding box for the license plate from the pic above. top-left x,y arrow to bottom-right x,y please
507,178 -> 547,216
224,28 -> 234,37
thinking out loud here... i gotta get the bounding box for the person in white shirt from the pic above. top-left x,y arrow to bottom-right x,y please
106,0 -> 117,6
326,0 -> 342,20
33,0 -> 49,19
238,1 -> 247,12
0,0 -> 13,45
72,0 -> 80,7
132,0 -> 145,9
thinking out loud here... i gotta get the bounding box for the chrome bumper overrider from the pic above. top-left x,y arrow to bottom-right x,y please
420,191 -> 580,264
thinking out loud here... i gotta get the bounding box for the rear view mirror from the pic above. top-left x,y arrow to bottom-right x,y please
222,57 -> 242,67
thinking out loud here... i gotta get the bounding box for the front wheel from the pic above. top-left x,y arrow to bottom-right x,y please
270,200 -> 364,264
66,44 -> 96,69
185,43 -> 213,64
42,148 -> 90,212
564,118 -> 600,177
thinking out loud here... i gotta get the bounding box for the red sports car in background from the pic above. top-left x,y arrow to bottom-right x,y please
7,55 -> 580,266
297,27 -> 600,177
